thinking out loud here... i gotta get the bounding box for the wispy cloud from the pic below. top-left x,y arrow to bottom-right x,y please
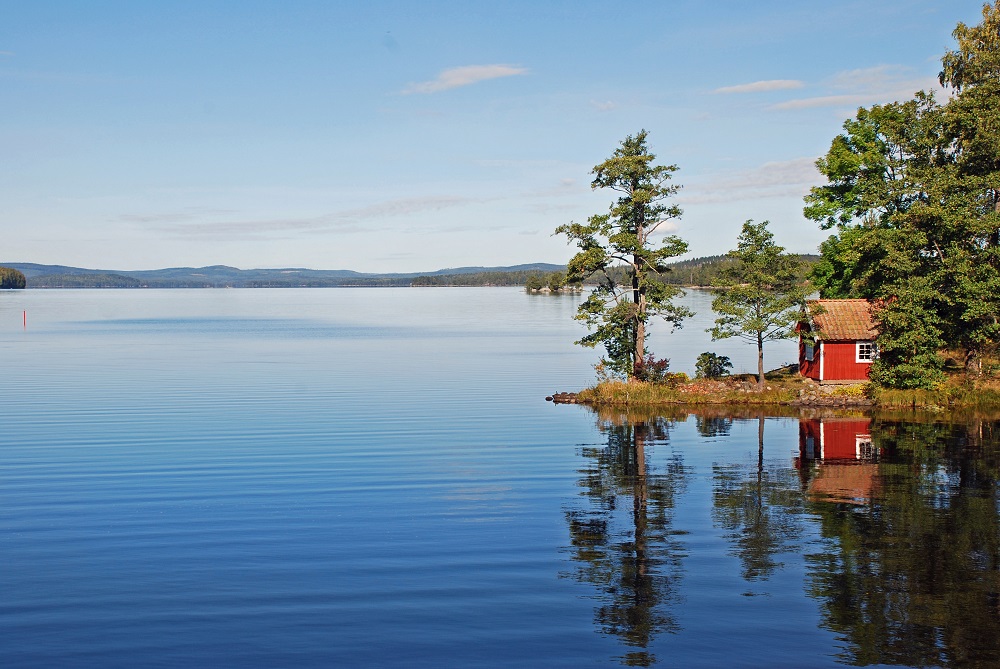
128,196 -> 482,240
119,208 -> 239,224
335,196 -> 473,219
0,50 -> 13,57
772,94 -> 875,110
680,157 -> 821,205
714,79 -> 804,94
589,99 -> 616,111
771,65 -> 941,110
401,64 -> 527,94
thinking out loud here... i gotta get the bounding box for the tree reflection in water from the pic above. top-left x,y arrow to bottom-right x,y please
712,414 -> 804,583
563,408 -> 688,667
564,408 -> 1000,667
802,416 -> 1000,667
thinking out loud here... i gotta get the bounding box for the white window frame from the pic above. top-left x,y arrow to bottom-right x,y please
856,341 -> 876,363
804,342 -> 815,362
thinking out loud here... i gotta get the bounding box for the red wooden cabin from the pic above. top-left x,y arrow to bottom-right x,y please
798,299 -> 876,382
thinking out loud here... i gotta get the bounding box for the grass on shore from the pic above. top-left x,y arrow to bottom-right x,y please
577,365 -> 807,407
577,364 -> 1000,411
577,378 -> 797,407
871,381 -> 1000,411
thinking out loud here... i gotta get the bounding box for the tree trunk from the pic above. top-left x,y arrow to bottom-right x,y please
965,347 -> 983,377
632,257 -> 645,378
757,331 -> 765,389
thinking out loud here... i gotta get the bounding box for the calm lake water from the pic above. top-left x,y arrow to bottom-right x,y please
2,288 -> 998,668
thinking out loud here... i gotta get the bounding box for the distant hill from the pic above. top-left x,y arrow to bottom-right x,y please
2,262 -> 567,288
3,257 -> 818,289
520,254 -> 820,289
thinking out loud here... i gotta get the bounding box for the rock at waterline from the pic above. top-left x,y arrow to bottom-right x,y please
546,392 -> 580,404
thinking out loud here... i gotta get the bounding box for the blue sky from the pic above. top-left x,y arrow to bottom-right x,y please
0,1 -> 986,272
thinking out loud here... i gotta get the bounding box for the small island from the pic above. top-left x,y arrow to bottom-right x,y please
0,267 -> 26,289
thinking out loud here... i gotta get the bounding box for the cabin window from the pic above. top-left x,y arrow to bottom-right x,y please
804,343 -> 815,362
856,341 -> 876,362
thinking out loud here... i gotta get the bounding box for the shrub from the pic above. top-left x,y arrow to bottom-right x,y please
695,352 -> 733,379
634,354 -> 671,383
663,372 -> 689,387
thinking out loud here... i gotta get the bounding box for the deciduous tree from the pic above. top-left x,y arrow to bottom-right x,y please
803,2 -> 1000,386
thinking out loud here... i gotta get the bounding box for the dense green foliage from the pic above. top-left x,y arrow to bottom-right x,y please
556,130 -> 691,379
804,2 -> 1000,388
695,352 -> 732,379
0,267 -> 26,289
710,220 -> 807,387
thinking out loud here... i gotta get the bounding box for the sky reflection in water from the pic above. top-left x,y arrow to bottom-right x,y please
1,289 -> 999,667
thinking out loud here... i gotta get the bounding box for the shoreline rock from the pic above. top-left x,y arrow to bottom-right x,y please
546,392 -> 581,404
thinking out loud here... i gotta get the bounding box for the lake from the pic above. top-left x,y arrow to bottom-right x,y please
2,288 -> 998,667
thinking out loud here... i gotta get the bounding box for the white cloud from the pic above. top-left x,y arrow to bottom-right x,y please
713,79 -> 804,94
589,99 -> 617,110
771,94 -> 876,110
771,65 -> 942,110
401,64 -> 527,94
680,157 -> 821,205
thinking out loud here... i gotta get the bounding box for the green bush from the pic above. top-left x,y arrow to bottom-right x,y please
695,352 -> 733,378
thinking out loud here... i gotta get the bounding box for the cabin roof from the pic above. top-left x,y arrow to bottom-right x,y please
806,299 -> 876,341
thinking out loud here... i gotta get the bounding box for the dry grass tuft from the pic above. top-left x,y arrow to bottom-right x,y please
577,378 -> 797,407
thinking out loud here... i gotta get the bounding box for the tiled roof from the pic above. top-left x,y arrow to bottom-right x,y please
807,299 -> 877,341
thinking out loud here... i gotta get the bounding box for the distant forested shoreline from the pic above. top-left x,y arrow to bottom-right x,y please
6,256 -> 818,289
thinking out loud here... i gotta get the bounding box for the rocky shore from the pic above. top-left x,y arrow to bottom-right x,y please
789,381 -> 874,407
547,378 -> 875,408
546,392 -> 582,404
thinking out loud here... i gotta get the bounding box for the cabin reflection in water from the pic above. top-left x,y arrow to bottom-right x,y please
796,417 -> 877,504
